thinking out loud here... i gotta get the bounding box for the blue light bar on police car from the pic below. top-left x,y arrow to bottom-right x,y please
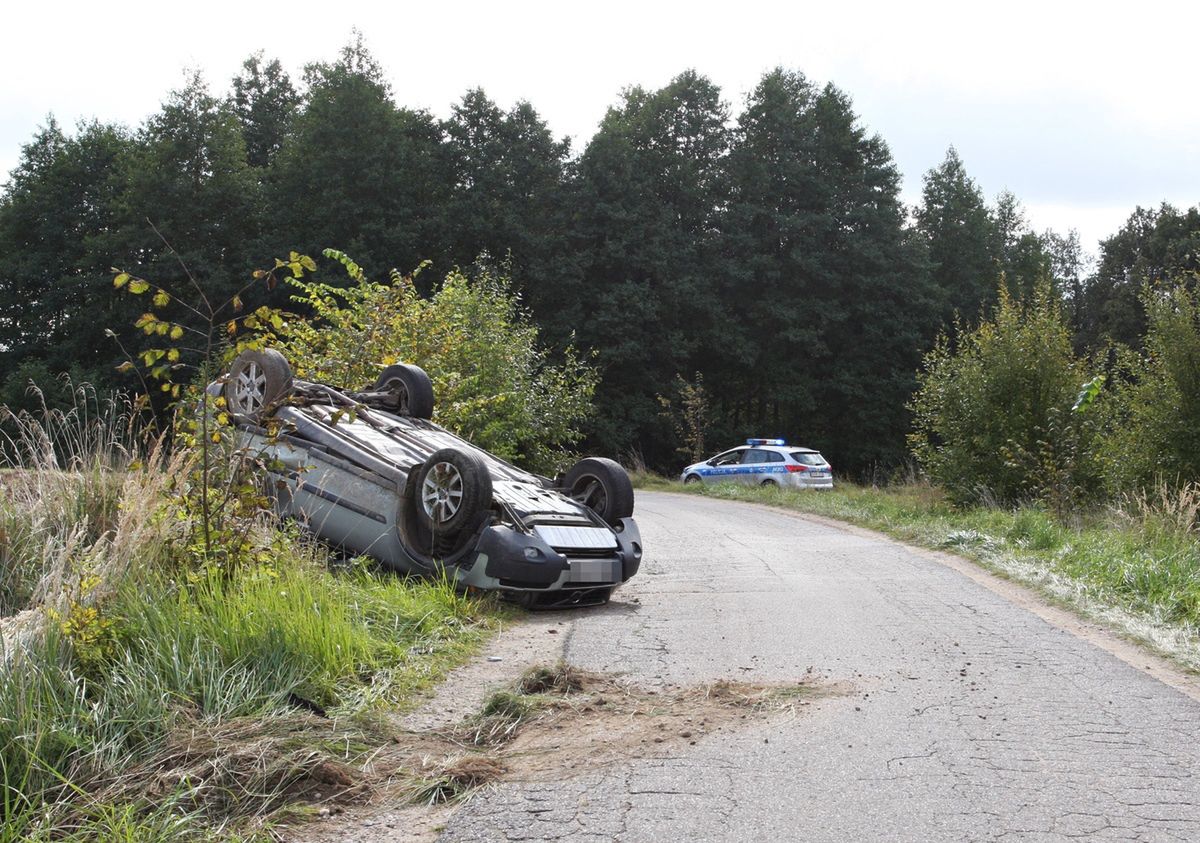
746,438 -> 787,446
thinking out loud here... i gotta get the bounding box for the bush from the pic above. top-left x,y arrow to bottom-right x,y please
908,283 -> 1102,507
1100,283 -> 1200,491
279,253 -> 597,474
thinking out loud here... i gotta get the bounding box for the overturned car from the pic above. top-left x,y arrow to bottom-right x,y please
218,350 -> 641,608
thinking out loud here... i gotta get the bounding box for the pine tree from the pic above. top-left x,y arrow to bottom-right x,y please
916,147 -> 998,325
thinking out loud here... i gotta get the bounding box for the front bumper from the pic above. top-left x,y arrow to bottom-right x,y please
456,517 -> 642,592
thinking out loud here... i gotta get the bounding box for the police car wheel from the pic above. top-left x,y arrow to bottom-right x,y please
760,479 -> 778,487
683,474 -> 701,485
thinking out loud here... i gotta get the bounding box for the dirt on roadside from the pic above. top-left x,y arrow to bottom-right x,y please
288,622 -> 840,843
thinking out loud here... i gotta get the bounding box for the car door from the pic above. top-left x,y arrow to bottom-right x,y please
706,448 -> 745,483
738,448 -> 769,484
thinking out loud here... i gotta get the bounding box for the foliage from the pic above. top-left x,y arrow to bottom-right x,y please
279,253 -> 597,473
561,70 -> 730,460
723,69 -> 938,469
266,35 -> 448,278
0,36 -> 1190,476
657,372 -> 711,464
229,52 -> 299,169
1099,283 -> 1200,490
1078,203 -> 1200,349
908,283 -> 1102,507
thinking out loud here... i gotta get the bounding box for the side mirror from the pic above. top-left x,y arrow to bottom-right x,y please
705,459 -> 716,466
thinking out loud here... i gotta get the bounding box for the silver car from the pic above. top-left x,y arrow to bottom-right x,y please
215,349 -> 642,609
680,439 -> 833,489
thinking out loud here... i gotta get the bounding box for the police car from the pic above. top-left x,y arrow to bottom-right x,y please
680,439 -> 833,490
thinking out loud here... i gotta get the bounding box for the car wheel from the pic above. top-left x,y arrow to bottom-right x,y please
225,349 -> 293,422
563,457 -> 634,526
683,474 -> 702,485
415,447 -> 492,535
373,363 -> 434,419
760,479 -> 778,487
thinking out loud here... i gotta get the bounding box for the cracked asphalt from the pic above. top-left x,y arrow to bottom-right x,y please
439,491 -> 1200,842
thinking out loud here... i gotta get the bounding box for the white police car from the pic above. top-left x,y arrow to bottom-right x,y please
680,439 -> 833,490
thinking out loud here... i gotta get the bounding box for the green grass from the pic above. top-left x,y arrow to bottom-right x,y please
634,474 -> 1200,670
0,396 -> 503,837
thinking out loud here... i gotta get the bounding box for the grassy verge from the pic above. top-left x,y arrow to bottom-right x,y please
0,398 -> 504,840
633,473 -> 1200,672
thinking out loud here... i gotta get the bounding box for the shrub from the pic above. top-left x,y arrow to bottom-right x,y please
279,252 -> 598,474
908,283 -> 1102,507
1100,283 -> 1200,491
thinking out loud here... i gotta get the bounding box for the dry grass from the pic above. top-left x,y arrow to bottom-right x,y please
1116,481 -> 1200,536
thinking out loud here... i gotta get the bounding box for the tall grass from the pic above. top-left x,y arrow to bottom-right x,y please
0,386 -> 496,836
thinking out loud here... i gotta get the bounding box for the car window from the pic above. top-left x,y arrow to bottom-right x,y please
790,451 -> 825,466
741,449 -> 770,464
766,451 -> 785,462
711,450 -> 744,466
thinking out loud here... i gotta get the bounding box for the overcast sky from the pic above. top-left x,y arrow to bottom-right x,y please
3,0 -> 1197,254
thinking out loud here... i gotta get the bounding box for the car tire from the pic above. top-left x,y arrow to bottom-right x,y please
225,349 -> 294,423
373,363 -> 434,419
683,474 -> 702,485
760,479 -> 778,487
415,447 -> 492,535
563,457 -> 634,526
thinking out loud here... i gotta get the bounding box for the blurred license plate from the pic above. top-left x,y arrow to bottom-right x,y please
568,558 -> 621,583
810,471 -> 829,478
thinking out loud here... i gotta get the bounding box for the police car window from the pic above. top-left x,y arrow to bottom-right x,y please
712,450 -> 743,466
741,449 -> 768,464
790,451 -> 824,466
766,451 -> 785,462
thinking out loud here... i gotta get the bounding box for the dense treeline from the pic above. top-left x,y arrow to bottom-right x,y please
2,37 -> 1197,474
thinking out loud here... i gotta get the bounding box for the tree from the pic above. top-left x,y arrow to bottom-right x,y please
267,36 -> 449,278
915,147 -> 998,325
230,52 -> 299,169
119,71 -> 262,304
723,70 -> 937,470
991,190 -> 1053,300
1077,203 -> 1200,349
1099,283 -> 1200,491
438,89 -> 570,284
0,117 -> 134,406
566,71 -> 730,461
909,283 -> 1101,507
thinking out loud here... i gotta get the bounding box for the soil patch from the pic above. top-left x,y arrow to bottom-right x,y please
289,666 -> 841,843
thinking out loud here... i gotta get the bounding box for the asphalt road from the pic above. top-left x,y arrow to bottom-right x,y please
440,491 -> 1200,842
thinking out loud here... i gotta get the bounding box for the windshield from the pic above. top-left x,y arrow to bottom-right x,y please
790,451 -> 825,466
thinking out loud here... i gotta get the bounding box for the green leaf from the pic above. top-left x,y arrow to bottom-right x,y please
129,279 -> 150,294
1072,375 -> 1105,413
152,289 -> 170,308
113,272 -> 130,289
